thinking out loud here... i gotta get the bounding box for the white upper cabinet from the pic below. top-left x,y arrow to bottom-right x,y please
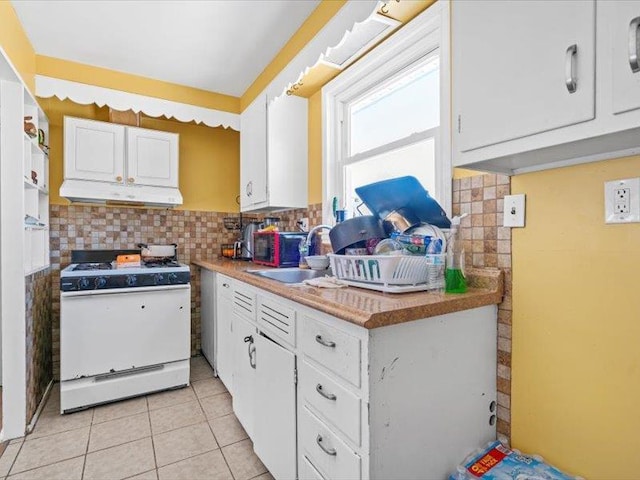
240,93 -> 308,212
240,95 -> 268,208
453,1 -> 595,153
451,0 -> 640,174
611,1 -> 640,115
126,126 -> 178,188
65,117 -> 178,188
62,117 -> 182,206
64,117 -> 125,183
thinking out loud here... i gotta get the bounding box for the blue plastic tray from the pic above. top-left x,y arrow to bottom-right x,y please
355,176 -> 451,229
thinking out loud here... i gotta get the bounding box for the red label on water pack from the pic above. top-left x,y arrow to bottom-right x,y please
467,446 -> 509,477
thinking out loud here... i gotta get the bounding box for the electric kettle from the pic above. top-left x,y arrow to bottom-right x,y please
240,221 -> 262,260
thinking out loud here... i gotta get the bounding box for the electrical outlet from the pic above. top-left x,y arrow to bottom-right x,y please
615,188 -> 630,214
298,217 -> 309,231
503,194 -> 526,227
605,178 -> 640,224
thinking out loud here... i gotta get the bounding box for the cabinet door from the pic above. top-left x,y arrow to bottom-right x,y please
216,293 -> 234,393
200,270 -> 215,368
453,0 -> 595,152
612,1 -> 640,114
254,333 -> 297,480
232,313 -> 257,438
64,117 -> 125,183
126,127 -> 179,188
240,95 -> 268,210
266,95 -> 308,209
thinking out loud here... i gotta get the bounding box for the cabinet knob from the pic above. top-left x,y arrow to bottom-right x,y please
127,177 -> 135,183
115,175 -> 123,182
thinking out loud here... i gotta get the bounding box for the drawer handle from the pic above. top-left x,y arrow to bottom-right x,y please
316,435 -> 337,456
315,335 -> 336,348
565,44 -> 577,93
629,17 -> 640,73
316,384 -> 337,401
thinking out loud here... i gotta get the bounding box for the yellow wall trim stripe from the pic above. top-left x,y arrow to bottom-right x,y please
37,55 -> 240,114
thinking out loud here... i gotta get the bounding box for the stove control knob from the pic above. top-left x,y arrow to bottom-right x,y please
126,275 -> 137,287
168,273 -> 178,284
154,273 -> 165,285
78,277 -> 91,290
95,277 -> 108,288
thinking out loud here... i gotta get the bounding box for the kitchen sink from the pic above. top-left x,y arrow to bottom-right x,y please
247,267 -> 332,284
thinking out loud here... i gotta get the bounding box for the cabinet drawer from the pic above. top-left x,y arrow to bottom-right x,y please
300,456 -> 326,480
300,407 -> 361,480
302,316 -> 361,388
232,285 -> 255,320
301,361 -> 361,447
257,295 -> 296,347
216,274 -> 233,299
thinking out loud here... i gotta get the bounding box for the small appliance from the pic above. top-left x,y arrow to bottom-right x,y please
252,231 -> 308,267
240,221 -> 262,260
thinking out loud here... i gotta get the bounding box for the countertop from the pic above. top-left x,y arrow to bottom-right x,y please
192,258 -> 503,329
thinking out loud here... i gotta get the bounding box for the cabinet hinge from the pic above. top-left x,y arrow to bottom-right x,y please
294,367 -> 298,385
457,114 -> 462,134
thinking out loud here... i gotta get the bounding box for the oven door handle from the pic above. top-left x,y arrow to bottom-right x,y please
61,284 -> 190,297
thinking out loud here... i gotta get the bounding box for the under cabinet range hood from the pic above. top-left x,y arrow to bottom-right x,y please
60,179 -> 183,207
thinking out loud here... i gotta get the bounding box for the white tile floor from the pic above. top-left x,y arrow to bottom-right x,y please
0,357 -> 273,480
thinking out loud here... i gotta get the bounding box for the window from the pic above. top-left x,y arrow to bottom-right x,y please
322,3 -> 450,221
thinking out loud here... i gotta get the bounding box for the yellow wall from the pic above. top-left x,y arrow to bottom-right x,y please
41,97 -> 240,212
37,56 -> 240,114
453,167 -> 485,179
308,91 -> 322,204
0,1 -> 36,94
511,156 -> 640,479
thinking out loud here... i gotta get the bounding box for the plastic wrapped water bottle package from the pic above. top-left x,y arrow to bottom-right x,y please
449,441 -> 583,480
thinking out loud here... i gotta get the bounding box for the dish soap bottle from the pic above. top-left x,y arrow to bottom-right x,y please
445,214 -> 468,293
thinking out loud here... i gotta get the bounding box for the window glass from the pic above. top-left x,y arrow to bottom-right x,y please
344,137 -> 436,215
349,55 -> 440,156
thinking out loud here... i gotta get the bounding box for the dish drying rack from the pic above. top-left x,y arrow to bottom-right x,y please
327,253 -> 445,293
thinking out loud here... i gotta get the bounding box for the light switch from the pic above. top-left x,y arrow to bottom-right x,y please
503,194 -> 526,227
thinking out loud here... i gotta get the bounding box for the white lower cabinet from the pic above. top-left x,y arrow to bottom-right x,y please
215,278 -> 497,480
300,360 -> 361,447
254,333 -> 297,480
300,407 -> 361,480
200,270 -> 215,368
300,456 -> 326,480
216,275 -> 234,392
232,313 -> 258,438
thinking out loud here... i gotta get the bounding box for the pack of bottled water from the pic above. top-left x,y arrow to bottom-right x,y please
449,441 -> 584,480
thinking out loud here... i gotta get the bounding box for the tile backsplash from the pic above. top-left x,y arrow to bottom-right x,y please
25,268 -> 52,424
452,174 -> 513,444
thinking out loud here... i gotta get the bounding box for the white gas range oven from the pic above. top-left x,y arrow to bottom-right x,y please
59,249 -> 191,413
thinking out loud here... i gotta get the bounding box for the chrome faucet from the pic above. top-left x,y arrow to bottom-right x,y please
304,224 -> 332,247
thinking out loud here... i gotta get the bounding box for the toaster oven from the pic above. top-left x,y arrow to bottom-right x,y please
252,231 -> 308,267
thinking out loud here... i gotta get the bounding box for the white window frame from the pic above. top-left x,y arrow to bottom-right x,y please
322,1 -> 451,223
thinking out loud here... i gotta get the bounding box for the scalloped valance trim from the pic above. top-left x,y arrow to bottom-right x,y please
36,75 -> 240,131
266,0 -> 379,104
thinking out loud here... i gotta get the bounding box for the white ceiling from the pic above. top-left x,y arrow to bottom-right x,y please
12,0 -> 321,97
